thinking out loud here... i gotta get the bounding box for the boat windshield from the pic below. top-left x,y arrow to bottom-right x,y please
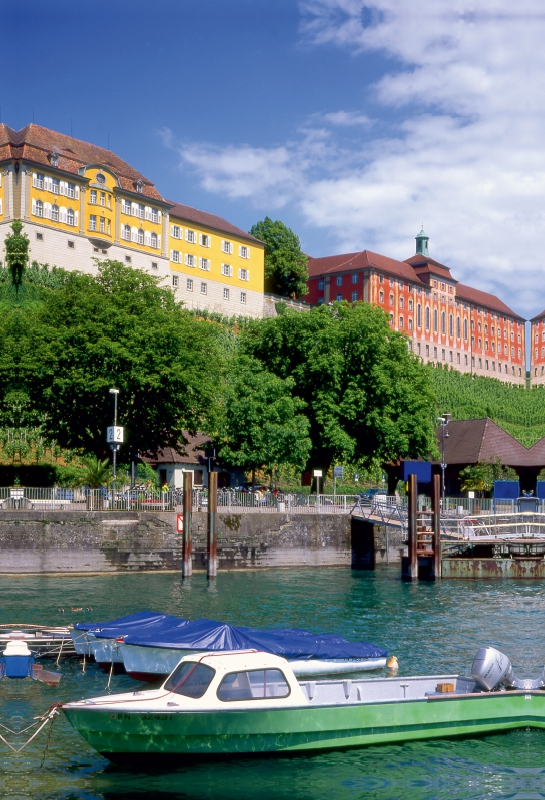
164,661 -> 215,698
217,669 -> 290,701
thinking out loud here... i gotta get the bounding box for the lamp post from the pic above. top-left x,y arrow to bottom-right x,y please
437,413 -> 451,499
109,389 -> 119,507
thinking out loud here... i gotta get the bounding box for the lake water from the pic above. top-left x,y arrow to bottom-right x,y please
3,567 -> 545,799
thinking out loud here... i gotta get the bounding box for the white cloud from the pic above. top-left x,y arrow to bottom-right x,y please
166,1 -> 545,317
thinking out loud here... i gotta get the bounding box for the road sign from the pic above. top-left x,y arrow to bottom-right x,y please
334,466 -> 344,479
177,514 -> 184,533
313,469 -> 322,477
107,426 -> 124,444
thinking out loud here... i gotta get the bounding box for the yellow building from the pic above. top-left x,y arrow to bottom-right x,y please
0,123 -> 265,316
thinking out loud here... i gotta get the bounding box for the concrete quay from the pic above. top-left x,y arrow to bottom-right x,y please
0,510 -> 406,574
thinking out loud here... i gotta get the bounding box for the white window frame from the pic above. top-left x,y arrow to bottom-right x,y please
240,292 -> 247,304
123,224 -> 131,240
222,240 -> 233,254
239,245 -> 249,258
171,250 -> 180,263
185,254 -> 196,267
223,288 -> 230,300
150,232 -> 158,248
89,215 -> 97,231
172,276 -> 179,287
221,263 -> 232,277
90,190 -> 97,204
200,282 -> 207,295
200,233 -> 211,247
186,229 -> 196,244
187,278 -> 193,291
199,257 -> 210,271
122,200 -> 131,215
33,172 -> 44,189
171,225 -> 181,239
238,268 -> 249,281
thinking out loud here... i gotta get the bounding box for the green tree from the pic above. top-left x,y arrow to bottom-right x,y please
240,302 -> 438,473
459,458 -> 518,497
250,217 -> 309,299
17,261 -> 223,457
217,355 -> 311,484
77,456 -> 113,488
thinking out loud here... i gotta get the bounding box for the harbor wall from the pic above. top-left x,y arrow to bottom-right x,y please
0,510 -> 348,574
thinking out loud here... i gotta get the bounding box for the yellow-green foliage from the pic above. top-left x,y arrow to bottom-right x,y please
430,366 -> 545,448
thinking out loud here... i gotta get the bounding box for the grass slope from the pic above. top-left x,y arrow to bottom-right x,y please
430,366 -> 545,448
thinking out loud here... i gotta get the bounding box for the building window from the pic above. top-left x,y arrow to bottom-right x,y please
318,279 -> 325,291
417,304 -> 421,327
151,262 -> 158,270
318,298 -> 324,305
222,240 -> 233,254
187,279 -> 193,290
89,215 -> 97,231
417,343 -> 421,354
511,346 -> 515,357
51,178 -> 59,194
239,268 -> 249,281
379,274 -> 384,284
123,200 -> 131,215
465,355 -> 468,366
93,247 -> 99,253
33,173 -> 44,189
433,347 -> 438,359
399,280 -> 404,289
171,251 -> 180,263
399,315 -> 404,328
389,293 -> 394,306
67,240 -> 74,249
67,208 -> 75,226
99,217 -> 105,233
201,282 -> 207,295
449,314 -> 453,336
100,192 -> 105,207
200,234 -> 211,247
442,349 -> 445,360
135,204 -> 144,219
136,180 -> 144,194
441,311 -> 446,334
186,230 -> 196,244
336,293 -> 343,302
90,190 -> 97,204
425,306 -> 430,330
399,296 -> 404,309
456,353 -> 460,364
137,229 -> 144,245
408,299 -> 413,311
239,245 -> 249,258
390,277 -> 394,286
66,183 -> 76,199
464,319 -> 468,340
36,232 -> 43,240
351,291 -> 358,302
150,208 -> 159,223
35,199 -> 43,217
222,264 -> 233,277
240,292 -> 247,303
172,225 -> 181,239
352,273 -> 358,284
122,224 -> 130,240
379,291 -> 384,303
150,232 -> 158,248
51,152 -> 59,167
408,318 -> 413,330
456,316 -> 460,338
336,276 -> 343,286
125,255 -> 131,263
390,312 -> 394,324
186,254 -> 196,267
172,276 -> 179,287
200,258 -> 210,271
425,345 -> 430,357
433,309 -> 438,331
223,288 -> 230,300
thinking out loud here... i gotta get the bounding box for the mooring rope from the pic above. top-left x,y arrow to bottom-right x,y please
0,704 -> 60,755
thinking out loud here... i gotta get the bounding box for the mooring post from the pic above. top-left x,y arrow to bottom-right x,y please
182,471 -> 193,578
207,471 -> 218,579
403,473 -> 418,581
432,473 -> 442,580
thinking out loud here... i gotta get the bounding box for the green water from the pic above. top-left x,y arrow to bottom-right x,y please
4,567 -> 545,798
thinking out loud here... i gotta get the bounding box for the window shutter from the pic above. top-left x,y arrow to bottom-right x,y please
145,207 -> 150,221
32,199 -> 36,215
0,199 -> 2,215
144,230 -> 151,246
74,211 -> 79,226
44,202 -> 51,219
131,202 -> 137,216
59,181 -> 65,196
157,235 -> 161,249
171,225 -> 175,236
75,185 -> 79,199
60,207 -> 67,223
246,269 -> 250,280
32,173 -> 37,188
131,227 -> 137,242
157,210 -> 161,223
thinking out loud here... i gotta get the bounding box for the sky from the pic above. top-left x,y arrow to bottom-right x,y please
2,0 -> 545,319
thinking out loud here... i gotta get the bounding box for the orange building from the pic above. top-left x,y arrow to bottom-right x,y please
530,311 -> 545,384
307,230 -> 526,385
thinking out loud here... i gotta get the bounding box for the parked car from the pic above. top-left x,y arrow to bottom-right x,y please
358,488 -> 388,505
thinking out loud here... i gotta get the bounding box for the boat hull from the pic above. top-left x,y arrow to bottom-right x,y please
120,644 -> 386,682
63,691 -> 545,763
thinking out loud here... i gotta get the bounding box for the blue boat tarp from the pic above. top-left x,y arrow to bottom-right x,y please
123,618 -> 387,661
93,614 -> 191,642
73,611 -> 178,636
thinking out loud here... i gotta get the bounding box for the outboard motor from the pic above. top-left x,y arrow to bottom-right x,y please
471,646 -> 517,691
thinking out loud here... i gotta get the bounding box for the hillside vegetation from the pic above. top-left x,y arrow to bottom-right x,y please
430,366 -> 545,448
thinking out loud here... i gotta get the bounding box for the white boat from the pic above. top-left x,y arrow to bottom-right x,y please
0,625 -> 75,658
119,641 -> 386,682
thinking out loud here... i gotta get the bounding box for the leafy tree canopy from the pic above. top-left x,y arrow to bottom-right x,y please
459,458 -> 518,497
6,260 -> 223,458
250,217 -> 309,299
239,302 -> 438,472
216,354 -> 311,478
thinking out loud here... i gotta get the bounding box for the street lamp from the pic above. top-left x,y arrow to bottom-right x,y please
109,389 -> 120,507
437,413 -> 451,498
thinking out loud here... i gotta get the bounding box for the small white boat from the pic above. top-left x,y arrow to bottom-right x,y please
0,625 -> 75,659
119,641 -> 386,682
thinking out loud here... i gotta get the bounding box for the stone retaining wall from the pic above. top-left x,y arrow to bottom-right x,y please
0,511 -> 352,574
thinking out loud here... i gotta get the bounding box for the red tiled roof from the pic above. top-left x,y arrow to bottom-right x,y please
308,250 -> 422,282
456,283 -> 524,320
168,200 -> 263,244
141,432 -> 213,465
404,255 -> 456,282
439,418 -> 531,466
0,123 -> 164,201
531,310 -> 545,322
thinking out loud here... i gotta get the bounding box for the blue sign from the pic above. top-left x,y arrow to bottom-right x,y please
493,480 -> 519,499
401,461 -> 432,483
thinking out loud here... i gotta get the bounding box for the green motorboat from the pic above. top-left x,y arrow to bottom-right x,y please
62,647 -> 545,764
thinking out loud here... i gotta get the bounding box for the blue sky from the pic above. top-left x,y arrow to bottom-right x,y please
3,1 -> 545,318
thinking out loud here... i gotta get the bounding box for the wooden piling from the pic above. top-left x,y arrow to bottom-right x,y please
402,473 -> 418,581
207,472 -> 218,579
432,473 -> 442,580
182,471 -> 193,578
